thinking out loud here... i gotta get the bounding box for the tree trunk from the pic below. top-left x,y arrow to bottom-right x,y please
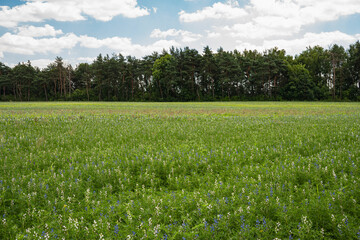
63,70 -> 67,97
59,67 -> 63,97
131,77 -> 134,100
18,84 -> 22,101
68,69 -> 71,96
43,84 -> 48,101
332,65 -> 336,100
27,84 -> 30,101
86,82 -> 89,101
13,85 -> 16,101
212,78 -> 215,100
54,78 -> 57,96
158,79 -> 163,100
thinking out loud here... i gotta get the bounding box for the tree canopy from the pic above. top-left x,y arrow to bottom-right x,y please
1,42 -> 360,101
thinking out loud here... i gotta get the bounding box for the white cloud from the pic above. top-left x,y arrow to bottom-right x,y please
79,35 -> 134,50
263,31 -> 360,55
0,0 -> 149,28
0,32 -> 79,56
206,31 -> 221,39
177,0 -> 360,55
15,24 -> 63,37
79,35 -> 179,56
150,29 -> 202,43
77,57 -> 96,63
235,31 -> 360,55
223,17 -> 299,40
29,58 -> 82,69
249,0 -> 360,28
180,0 -> 360,41
0,2 -> 84,28
179,1 -> 247,22
29,59 -> 53,69
2,0 -> 360,64
182,0 -> 360,25
0,31 -> 180,60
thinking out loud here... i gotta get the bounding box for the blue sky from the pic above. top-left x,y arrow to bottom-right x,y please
0,0 -> 360,68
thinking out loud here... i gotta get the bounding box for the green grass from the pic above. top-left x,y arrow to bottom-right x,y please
0,102 -> 359,239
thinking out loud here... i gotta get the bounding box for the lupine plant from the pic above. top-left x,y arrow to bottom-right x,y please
0,102 -> 359,239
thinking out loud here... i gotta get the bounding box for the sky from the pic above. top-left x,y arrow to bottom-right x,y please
0,0 -> 360,69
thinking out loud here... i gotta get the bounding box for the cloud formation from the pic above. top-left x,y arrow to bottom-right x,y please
0,0 -> 149,28
0,30 -> 179,59
1,0 -> 360,67
150,29 -> 202,43
15,24 -> 63,37
178,0 -> 360,54
179,0 -> 247,22
79,35 -> 179,56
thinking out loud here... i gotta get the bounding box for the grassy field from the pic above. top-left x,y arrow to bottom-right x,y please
0,102 -> 359,239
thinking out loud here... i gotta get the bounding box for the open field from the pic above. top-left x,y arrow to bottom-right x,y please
0,102 -> 360,239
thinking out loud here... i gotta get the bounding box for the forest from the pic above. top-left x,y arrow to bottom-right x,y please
0,41 -> 360,102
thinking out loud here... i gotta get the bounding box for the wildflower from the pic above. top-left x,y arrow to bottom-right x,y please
342,216 -> 348,226
275,222 -> 281,233
256,219 -> 260,228
338,224 -> 342,235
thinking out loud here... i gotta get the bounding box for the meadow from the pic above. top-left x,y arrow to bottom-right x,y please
0,102 -> 359,239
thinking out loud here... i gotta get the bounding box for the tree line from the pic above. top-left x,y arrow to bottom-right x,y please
1,42 -> 360,102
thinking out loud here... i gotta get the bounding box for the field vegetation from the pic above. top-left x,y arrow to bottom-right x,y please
0,102 -> 359,239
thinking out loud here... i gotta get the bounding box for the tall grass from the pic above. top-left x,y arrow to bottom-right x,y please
0,102 -> 359,239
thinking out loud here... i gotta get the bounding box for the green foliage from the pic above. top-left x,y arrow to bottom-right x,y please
282,64 -> 315,100
0,102 -> 360,239
1,42 -> 360,102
